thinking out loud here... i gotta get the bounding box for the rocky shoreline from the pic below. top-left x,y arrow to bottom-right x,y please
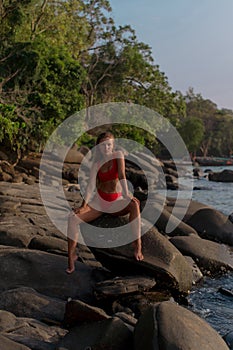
0,149 -> 233,349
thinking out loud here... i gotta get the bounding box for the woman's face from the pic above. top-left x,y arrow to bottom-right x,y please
98,137 -> 114,156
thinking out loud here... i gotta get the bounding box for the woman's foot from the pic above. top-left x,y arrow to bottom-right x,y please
132,242 -> 144,261
66,254 -> 78,274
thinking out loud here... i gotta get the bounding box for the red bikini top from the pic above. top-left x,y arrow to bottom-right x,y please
97,158 -> 118,182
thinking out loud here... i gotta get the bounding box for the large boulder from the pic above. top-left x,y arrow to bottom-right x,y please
186,208 -> 233,246
0,315 -> 67,350
0,287 -> 65,323
134,301 -> 229,350
81,216 -> 193,294
57,317 -> 133,350
142,201 -> 198,236
63,299 -> 110,328
170,235 -> 233,274
209,169 -> 233,182
0,247 -> 102,302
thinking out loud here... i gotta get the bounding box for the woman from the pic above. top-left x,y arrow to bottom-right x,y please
66,131 -> 144,274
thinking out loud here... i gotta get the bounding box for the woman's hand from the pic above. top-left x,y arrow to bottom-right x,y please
72,206 -> 87,215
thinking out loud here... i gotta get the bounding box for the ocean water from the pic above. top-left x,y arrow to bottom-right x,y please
167,165 -> 233,337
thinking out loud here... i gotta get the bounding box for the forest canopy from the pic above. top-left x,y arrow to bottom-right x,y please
0,0 -> 232,158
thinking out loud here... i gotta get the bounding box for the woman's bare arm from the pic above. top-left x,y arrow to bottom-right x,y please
80,162 -> 98,208
116,151 -> 130,198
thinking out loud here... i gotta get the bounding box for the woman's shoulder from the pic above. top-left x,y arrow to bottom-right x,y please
114,150 -> 124,159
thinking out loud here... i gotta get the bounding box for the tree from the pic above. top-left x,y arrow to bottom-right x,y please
185,88 -> 218,157
178,117 -> 204,156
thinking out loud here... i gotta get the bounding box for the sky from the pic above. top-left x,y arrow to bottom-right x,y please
110,0 -> 233,110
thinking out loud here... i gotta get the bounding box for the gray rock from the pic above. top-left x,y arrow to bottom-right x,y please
170,235 -> 233,275
2,317 -> 67,350
142,201 -> 198,236
184,256 -> 203,284
0,248 -> 101,302
63,299 -> 110,327
28,236 -> 67,254
0,334 -> 31,350
58,317 -> 133,350
209,169 -> 233,182
186,208 -> 233,246
83,217 -> 193,293
223,330 -> 233,349
0,216 -> 36,247
0,287 -> 65,322
94,275 -> 156,298
134,301 -> 229,350
0,310 -> 17,332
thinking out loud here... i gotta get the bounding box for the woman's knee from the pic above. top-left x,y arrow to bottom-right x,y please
68,211 -> 80,224
129,197 -> 140,212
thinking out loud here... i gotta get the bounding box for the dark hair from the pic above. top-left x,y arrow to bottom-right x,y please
96,131 -> 114,145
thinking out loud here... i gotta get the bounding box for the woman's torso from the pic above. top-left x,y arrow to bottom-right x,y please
96,157 -> 122,194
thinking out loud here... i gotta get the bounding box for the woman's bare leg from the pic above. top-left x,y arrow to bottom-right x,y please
112,197 -> 144,261
128,198 -> 144,261
66,205 -> 102,273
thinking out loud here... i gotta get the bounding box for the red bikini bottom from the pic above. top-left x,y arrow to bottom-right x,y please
97,189 -> 122,211
97,189 -> 122,201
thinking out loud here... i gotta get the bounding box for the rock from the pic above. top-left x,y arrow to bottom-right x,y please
2,317 -> 67,350
218,287 -> 233,298
0,216 -> 36,247
0,287 -> 65,322
94,275 -> 156,299
166,198 -> 209,222
170,235 -> 233,275
114,312 -> 137,327
0,151 -> 8,160
57,317 -> 133,350
223,330 -> 233,349
186,208 -> 233,246
0,171 -> 13,182
28,236 -> 67,254
63,299 -> 110,328
64,149 -> 84,164
134,301 -> 229,350
184,256 -> 203,284
0,334 -> 31,350
0,310 -> 17,331
209,169 -> 233,182
0,248 -> 102,302
82,216 -> 193,294
141,201 -> 197,236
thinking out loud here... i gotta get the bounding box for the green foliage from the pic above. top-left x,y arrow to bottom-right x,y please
0,103 -> 28,152
0,1 -> 232,159
178,117 -> 204,154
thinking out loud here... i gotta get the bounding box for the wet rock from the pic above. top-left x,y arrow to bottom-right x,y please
134,301 -> 229,350
170,235 -> 233,275
223,330 -> 233,349
186,208 -> 233,246
209,169 -> 233,182
218,287 -> 233,298
184,256 -> 203,284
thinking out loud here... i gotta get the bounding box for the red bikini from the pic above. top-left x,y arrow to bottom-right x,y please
97,158 -> 122,203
